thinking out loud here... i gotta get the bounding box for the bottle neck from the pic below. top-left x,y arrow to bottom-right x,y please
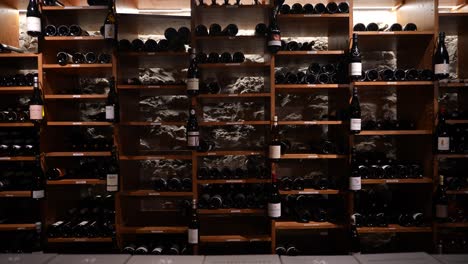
351,37 -> 358,49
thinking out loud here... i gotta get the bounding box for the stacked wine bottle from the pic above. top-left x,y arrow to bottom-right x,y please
353,22 -> 418,32
56,51 -> 111,65
360,68 -> 433,82
276,63 -> 347,84
118,27 -> 191,53
279,2 -> 349,14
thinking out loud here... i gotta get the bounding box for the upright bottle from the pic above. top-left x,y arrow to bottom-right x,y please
434,32 -> 449,80
349,148 -> 361,191
106,77 -> 118,123
187,107 -> 200,149
267,0 -> 284,53
349,224 -> 361,254
103,0 -> 117,42
348,33 -> 362,81
435,175 -> 448,222
269,116 -> 281,162
349,87 -> 361,134
188,199 -> 199,245
268,167 -> 281,219
187,49 -> 200,97
106,147 -> 119,192
29,76 -> 44,123
436,108 -> 450,153
27,0 -> 42,37
32,156 -> 45,200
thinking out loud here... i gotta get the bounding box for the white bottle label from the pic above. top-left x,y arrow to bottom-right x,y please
435,63 -> 449,74
29,105 -> 43,120
268,40 -> 281,46
268,202 -> 281,218
269,145 -> 281,159
438,137 -> 450,151
436,204 -> 448,218
349,63 -> 362,76
104,24 -> 115,39
188,228 -> 198,244
106,173 -> 118,192
349,177 -> 361,191
187,78 -> 199,91
105,105 -> 115,120
350,118 -> 361,131
187,131 -> 199,147
32,190 -> 44,199
27,17 -> 42,33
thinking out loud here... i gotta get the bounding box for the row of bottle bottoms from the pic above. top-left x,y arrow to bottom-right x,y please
42,0 -> 110,6
123,242 -> 191,255
360,68 -> 434,82
0,73 -> 38,87
279,2 -> 349,14
195,51 -> 246,64
351,212 -> 427,227
197,166 -> 269,180
353,22 -> 418,32
0,109 -> 32,123
352,162 -> 423,180
56,51 -> 111,65
281,196 -> 338,223
118,27 -> 191,53
198,184 -> 271,209
44,25 -> 89,37
48,219 -> 115,238
0,143 -> 37,157
437,237 -> 468,254
196,0 -> 264,6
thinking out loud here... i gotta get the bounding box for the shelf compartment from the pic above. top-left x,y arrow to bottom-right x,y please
274,221 -> 344,230
280,154 -> 347,159
118,52 -> 188,57
44,94 -> 107,100
439,82 -> 468,87
278,14 -> 349,19
200,235 -> 271,243
275,84 -> 350,90
118,225 -> 187,234
198,179 -> 270,184
43,36 -> 104,41
357,224 -> 432,233
437,154 -> 468,159
361,178 -> 433,184
200,121 -> 269,126
278,121 -> 343,126
0,123 -> 34,127
0,223 -> 37,231
42,6 -> 107,10
436,222 -> 468,228
0,87 -> 33,93
119,155 -> 192,160
47,237 -> 113,243
194,36 -> 264,41
119,121 -> 185,126
353,31 -> 434,51
0,191 -> 31,198
276,50 -> 345,56
356,130 -> 433,136
43,64 -> 112,69
279,189 -> 340,195
355,31 -> 434,36
47,179 -> 105,185
198,209 -> 265,215
196,151 -> 264,157
120,190 -> 193,197
199,62 -> 270,69
46,122 -> 112,126
354,81 -> 434,86
117,85 -> 186,90
0,53 -> 39,58
194,4 -> 272,9
45,152 -> 112,157
0,156 -> 35,161
197,93 -> 270,99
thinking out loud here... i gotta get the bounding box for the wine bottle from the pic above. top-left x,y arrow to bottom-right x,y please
26,0 -> 42,37
106,148 -> 119,192
275,245 -> 287,255
29,76 -> 43,122
286,72 -> 298,84
209,23 -> 222,36
269,116 -> 281,162
389,23 -> 403,31
222,24 -> 238,36
405,68 -> 419,81
437,108 -> 450,153
365,69 -> 379,81
220,52 -> 232,63
135,244 -> 149,255
280,4 -> 290,14
303,3 -> 314,13
178,27 -> 191,45
84,52 -> 97,64
187,107 -> 199,149
349,87 -> 361,134
435,175 -> 448,222
314,3 -> 326,13
326,2 -> 338,14
349,33 -> 362,81
404,23 -> 417,31
353,23 -> 366,32
338,2 -> 349,13
187,49 -> 200,97
207,52 -> 220,63
45,25 -> 57,36
286,245 -> 299,256
72,52 -> 85,64
105,77 -> 117,122
151,243 -> 164,255
103,0 -> 117,42
69,25 -> 88,36
195,25 -> 208,36
434,32 -> 450,80
232,52 -> 245,63
98,53 -> 112,64
144,39 -> 158,52
267,2 -> 282,54
32,156 -> 45,200
167,177 -> 182,191
366,22 -> 379,31
290,3 -> 303,14
268,169 -> 281,219
255,23 -> 268,37
379,69 -> 394,81
394,68 -> 405,81
349,224 -> 361,254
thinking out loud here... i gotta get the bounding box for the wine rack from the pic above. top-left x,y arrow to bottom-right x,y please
1,0 -> 468,255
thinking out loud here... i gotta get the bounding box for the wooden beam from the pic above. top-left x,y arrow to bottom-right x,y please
392,0 -> 405,11
452,0 -> 467,11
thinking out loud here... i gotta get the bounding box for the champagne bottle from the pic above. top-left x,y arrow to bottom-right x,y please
269,116 -> 281,162
349,87 -> 361,134
188,199 -> 199,245
434,32 -> 450,80
105,77 -> 118,122
437,108 -> 450,153
268,169 -> 281,219
349,33 -> 362,81
103,0 -> 117,42
187,107 -> 200,149
435,175 -> 448,222
29,76 -> 43,122
32,156 -> 45,200
26,0 -> 42,37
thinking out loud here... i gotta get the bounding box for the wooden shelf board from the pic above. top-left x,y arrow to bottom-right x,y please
437,154 -> 468,159
0,223 -> 36,231
119,52 -> 188,57
0,156 -> 35,161
0,53 -> 38,58
447,189 -> 468,195
47,237 -> 112,243
278,14 -> 349,19
354,81 -> 434,86
195,4 -> 272,9
275,221 -> 343,230
195,36 -> 264,41
118,225 -> 187,234
275,84 -> 349,89
198,209 -> 265,215
198,179 -> 270,184
200,121 -> 269,126
47,121 -> 112,126
278,120 -> 343,125
120,190 -> 193,197
47,179 -> 105,185
0,122 -> 34,127
446,120 -> 468,124
119,121 -> 185,126
43,36 -> 104,41
276,50 -> 345,56
119,155 -> 192,160
45,152 -> 111,157
42,6 -> 107,10
279,189 -> 340,195
438,12 -> 468,16
436,222 -> 468,228
0,87 -> 33,93
280,154 -> 347,159
44,94 -> 107,100
198,93 -> 270,98
43,64 -> 112,69
200,235 -> 271,243
357,224 -> 432,233
362,178 -> 433,184
439,82 -> 468,87
0,191 -> 30,198
199,62 -> 269,69
117,85 -> 186,90
196,151 -> 264,156
357,130 -> 432,136
354,31 -> 434,36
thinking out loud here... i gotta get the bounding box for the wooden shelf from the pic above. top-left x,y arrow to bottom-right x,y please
357,224 -> 432,233
198,93 -> 270,98
198,209 -> 265,215
200,235 -> 271,243
199,62 -> 269,69
118,225 -> 187,234
0,156 -> 35,161
45,152 -> 111,157
120,155 -> 192,160
437,154 -> 468,159
198,179 -> 270,184
356,130 -> 432,136
194,4 -> 272,9
276,50 -> 345,56
354,81 -> 434,86
274,221 -> 343,230
275,84 -> 349,90
0,86 -> 33,93
0,191 -> 30,198
0,122 -> 34,127
439,82 -> 468,87
436,222 -> 468,228
447,189 -> 468,195
279,189 -> 340,195
42,6 -> 107,10
200,121 -> 269,126
47,237 -> 113,243
0,53 -> 38,58
47,121 -> 112,126
43,36 -> 104,41
278,121 -> 343,126
120,190 -> 193,197
47,179 -> 105,185
0,223 -> 37,231
446,120 -> 468,124
44,94 -> 107,100
362,178 -> 433,184
280,154 -> 347,159
119,52 -> 188,57
278,14 -> 349,19
195,36 -> 264,41
354,31 -> 434,36
196,151 -> 264,156
43,64 -> 112,69
117,84 -> 186,90
119,121 -> 185,126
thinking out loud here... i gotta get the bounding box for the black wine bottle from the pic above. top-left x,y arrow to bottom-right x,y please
269,116 -> 281,162
349,224 -> 361,254
32,156 -> 45,200
349,87 -> 361,134
314,3 -> 326,13
209,23 -> 222,36
437,108 -> 450,153
403,23 -> 417,31
106,148 -> 119,192
353,23 -> 366,31
144,39 -> 158,52
45,25 -> 57,36
29,76 -> 43,122
84,52 -> 97,64
348,33 -> 362,81
187,49 -> 200,97
188,199 -> 199,244
268,171 -> 281,219
105,77 -> 118,122
267,2 -> 282,53
103,0 -> 117,42
434,32 -> 450,80
26,0 -> 42,37
222,24 -> 238,36
326,2 -> 338,14
435,175 -> 448,222
187,107 -> 199,149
